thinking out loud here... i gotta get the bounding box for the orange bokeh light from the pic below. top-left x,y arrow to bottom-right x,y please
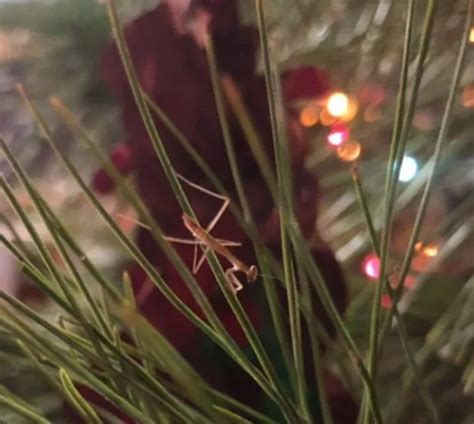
299,104 -> 319,127
462,84 -> 474,108
337,141 -> 361,161
319,108 -> 336,126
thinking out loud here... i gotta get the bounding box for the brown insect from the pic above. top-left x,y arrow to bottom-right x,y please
165,175 -> 258,294
120,174 -> 258,294
177,212 -> 258,293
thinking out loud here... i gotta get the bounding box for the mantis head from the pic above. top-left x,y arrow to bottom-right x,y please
247,265 -> 258,283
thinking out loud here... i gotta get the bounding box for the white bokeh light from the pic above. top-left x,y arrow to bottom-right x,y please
327,92 -> 349,117
399,156 -> 418,182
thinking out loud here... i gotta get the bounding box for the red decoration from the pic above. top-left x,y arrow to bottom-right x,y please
85,0 -> 353,420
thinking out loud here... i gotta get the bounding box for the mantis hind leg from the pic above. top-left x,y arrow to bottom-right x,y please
192,240 -> 241,275
193,245 -> 210,274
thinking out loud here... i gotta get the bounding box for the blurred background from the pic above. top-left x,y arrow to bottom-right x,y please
0,0 -> 473,422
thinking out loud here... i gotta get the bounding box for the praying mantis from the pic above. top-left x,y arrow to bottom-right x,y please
121,174 -> 258,295
167,174 -> 258,294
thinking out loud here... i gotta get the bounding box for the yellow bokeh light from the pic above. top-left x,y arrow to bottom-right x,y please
337,141 -> 361,162
327,92 -> 349,117
415,241 -> 439,258
299,104 -> 319,127
423,243 -> 439,258
470,27 -> 474,43
339,96 -> 359,122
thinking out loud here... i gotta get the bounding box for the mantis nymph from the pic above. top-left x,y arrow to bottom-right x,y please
120,174 -> 258,295
166,175 -> 258,294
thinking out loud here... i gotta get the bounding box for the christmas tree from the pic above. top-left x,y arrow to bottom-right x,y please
0,0 -> 473,422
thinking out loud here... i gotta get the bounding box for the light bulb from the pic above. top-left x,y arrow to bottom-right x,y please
340,97 -> 359,122
327,92 -> 349,118
416,241 -> 439,258
327,124 -> 349,146
299,104 -> 319,127
399,156 -> 418,182
362,254 -> 380,280
320,108 -> 336,126
337,141 -> 361,161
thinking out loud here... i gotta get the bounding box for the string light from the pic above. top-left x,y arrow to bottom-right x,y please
319,108 -> 336,126
340,97 -> 359,122
299,103 -> 319,127
423,244 -> 439,257
462,84 -> 474,108
327,124 -> 349,146
337,141 -> 361,161
415,241 -> 439,258
362,254 -> 380,280
399,156 -> 418,182
327,92 -> 349,117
